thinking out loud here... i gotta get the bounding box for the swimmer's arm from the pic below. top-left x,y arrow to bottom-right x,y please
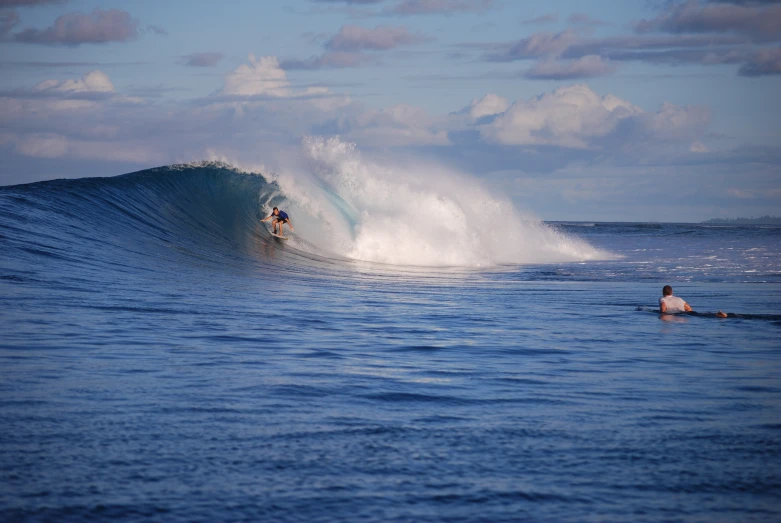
660,301 -> 667,313
684,302 -> 692,312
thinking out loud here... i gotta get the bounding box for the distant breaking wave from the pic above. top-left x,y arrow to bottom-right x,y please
0,138 -> 610,269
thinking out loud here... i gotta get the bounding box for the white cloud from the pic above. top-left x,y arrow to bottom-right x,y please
221,54 -> 292,97
32,70 -> 115,93
466,93 -> 509,120
479,84 -> 642,148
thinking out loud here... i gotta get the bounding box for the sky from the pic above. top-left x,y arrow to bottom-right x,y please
1,0 -> 780,221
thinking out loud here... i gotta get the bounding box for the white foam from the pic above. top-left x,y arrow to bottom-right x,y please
267,136 -> 611,267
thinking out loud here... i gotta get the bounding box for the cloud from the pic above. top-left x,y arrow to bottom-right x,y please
645,101 -> 711,140
325,24 -> 426,51
146,24 -> 167,36
32,69 -> 114,93
520,13 -> 558,25
738,46 -> 781,75
1,59 -> 145,67
464,93 -> 509,120
13,8 -> 139,46
481,28 -> 778,77
690,140 -> 709,153
385,0 -> 494,16
280,51 -> 377,70
0,0 -> 63,6
221,55 -> 292,97
329,103 -> 451,146
488,30 -> 580,61
282,24 -> 427,70
525,55 -> 616,79
567,13 -> 609,27
478,84 -> 644,148
0,9 -> 19,37
636,0 -> 781,40
180,52 -> 224,67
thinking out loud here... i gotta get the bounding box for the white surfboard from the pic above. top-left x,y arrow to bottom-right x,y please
270,232 -> 288,240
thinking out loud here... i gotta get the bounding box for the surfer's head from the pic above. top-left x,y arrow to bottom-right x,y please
663,285 -> 673,296
272,207 -> 279,215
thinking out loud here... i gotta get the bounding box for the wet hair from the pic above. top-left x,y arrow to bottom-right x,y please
663,285 -> 673,296
272,207 -> 278,211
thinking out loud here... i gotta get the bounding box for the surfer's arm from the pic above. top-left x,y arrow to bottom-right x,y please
260,214 -> 273,222
683,302 -> 692,312
659,301 -> 667,313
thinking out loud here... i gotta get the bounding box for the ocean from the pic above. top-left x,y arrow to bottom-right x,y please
1,147 -> 780,522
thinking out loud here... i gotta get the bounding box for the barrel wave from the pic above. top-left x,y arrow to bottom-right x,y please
0,138 -> 607,273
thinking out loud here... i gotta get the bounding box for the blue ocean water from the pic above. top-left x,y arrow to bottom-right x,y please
1,164 -> 780,522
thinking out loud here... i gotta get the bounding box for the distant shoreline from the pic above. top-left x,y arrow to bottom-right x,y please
701,216 -> 781,225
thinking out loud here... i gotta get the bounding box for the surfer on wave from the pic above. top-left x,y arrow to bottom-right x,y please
261,207 -> 294,237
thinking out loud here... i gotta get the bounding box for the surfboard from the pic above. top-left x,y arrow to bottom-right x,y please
270,232 -> 288,240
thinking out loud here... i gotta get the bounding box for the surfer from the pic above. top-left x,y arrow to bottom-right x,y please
659,285 -> 728,317
261,207 -> 294,236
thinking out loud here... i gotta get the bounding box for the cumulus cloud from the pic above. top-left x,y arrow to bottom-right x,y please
32,70 -> 115,94
325,24 -> 426,51
180,52 -> 224,67
464,93 -> 509,120
645,101 -> 711,140
525,55 -> 616,79
13,8 -> 139,46
0,65 -> 717,186
479,85 -> 644,148
221,55 -> 292,97
636,0 -> 781,40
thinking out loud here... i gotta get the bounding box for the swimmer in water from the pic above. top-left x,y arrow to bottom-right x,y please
659,285 -> 727,317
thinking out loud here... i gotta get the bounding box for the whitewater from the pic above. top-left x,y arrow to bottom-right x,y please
1,138 -> 780,522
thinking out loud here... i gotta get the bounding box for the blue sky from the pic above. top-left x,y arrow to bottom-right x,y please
1,0 -> 780,221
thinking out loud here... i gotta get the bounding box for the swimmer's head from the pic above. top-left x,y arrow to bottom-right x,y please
663,285 -> 673,296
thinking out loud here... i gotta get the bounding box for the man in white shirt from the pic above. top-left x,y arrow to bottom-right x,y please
659,285 -> 692,314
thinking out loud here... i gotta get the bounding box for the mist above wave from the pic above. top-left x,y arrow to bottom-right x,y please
264,136 -> 610,267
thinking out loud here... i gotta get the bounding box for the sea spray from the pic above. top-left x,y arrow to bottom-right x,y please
269,136 -> 610,267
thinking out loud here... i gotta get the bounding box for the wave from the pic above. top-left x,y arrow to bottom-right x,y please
0,138 -> 610,270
